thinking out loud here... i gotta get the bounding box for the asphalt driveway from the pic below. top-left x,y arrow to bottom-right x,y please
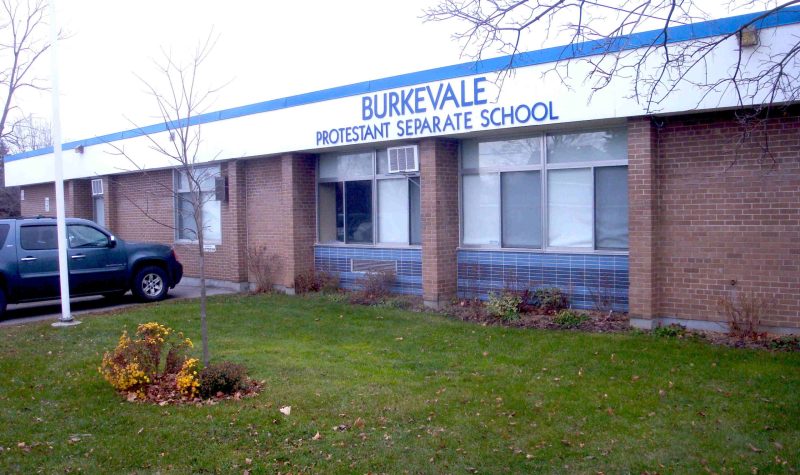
0,282 -> 237,327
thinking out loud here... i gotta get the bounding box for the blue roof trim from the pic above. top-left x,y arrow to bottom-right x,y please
7,7 -> 800,163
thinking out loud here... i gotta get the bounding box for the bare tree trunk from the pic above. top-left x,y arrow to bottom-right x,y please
199,242 -> 209,366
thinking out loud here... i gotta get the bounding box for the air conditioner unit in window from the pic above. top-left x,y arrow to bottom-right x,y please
91,179 -> 104,196
387,145 -> 419,173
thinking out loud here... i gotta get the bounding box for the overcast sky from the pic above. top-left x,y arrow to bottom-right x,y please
16,0 -> 767,144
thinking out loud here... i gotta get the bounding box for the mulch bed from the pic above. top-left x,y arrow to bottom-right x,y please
123,375 -> 263,406
329,292 -> 799,352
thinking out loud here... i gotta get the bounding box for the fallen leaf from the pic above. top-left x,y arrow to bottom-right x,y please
245,458 -> 252,465
279,406 -> 291,416
748,443 -> 762,453
354,417 -> 365,428
137,428 -> 144,435
631,375 -> 640,382
395,337 -> 404,341
312,432 -> 322,440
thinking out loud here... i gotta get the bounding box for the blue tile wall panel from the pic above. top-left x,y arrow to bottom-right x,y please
314,246 -> 422,296
457,250 -> 629,311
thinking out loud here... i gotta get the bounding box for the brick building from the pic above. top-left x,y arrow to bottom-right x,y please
6,11 -> 800,332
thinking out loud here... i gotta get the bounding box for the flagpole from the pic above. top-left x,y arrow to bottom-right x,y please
49,0 -> 79,327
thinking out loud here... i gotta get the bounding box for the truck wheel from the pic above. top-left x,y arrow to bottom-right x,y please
133,266 -> 169,302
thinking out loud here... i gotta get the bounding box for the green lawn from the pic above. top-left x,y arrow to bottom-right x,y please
1,293 -> 798,474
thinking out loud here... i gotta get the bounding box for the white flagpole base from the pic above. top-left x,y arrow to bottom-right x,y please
52,319 -> 81,327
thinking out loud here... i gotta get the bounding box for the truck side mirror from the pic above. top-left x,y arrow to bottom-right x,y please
109,235 -> 117,248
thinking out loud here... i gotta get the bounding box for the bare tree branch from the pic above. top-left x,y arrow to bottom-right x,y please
101,31 -> 225,365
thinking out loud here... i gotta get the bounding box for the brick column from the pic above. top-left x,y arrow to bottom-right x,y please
627,117 -> 659,329
420,138 -> 460,308
278,153 -> 317,292
223,160 -> 249,285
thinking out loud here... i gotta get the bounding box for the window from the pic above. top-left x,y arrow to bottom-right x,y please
20,225 -> 58,250
68,224 -> 109,248
175,165 -> 222,243
461,128 -> 628,251
318,150 -> 420,246
0,224 -> 10,247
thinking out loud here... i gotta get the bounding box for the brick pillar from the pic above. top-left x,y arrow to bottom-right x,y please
627,117 -> 659,329
420,138 -> 460,308
63,180 -> 76,217
278,153 -> 316,292
223,160 -> 249,286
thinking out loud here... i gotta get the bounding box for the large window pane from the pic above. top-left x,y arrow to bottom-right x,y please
547,128 -> 627,164
378,179 -> 409,244
345,180 -> 373,243
177,195 -> 198,240
548,168 -> 592,247
463,138 -> 541,169
462,174 -> 500,245
202,195 -> 222,243
502,171 -> 542,248
177,191 -> 221,242
319,153 -> 373,179
319,182 -> 343,243
595,166 -> 629,249
409,177 -> 421,245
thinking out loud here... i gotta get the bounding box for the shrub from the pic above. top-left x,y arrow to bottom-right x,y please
359,271 -> 395,298
247,245 -> 283,293
199,362 -> 249,398
533,287 -> 569,314
717,290 -> 768,339
769,335 -> 800,351
653,323 -> 686,338
294,269 -> 340,294
176,358 -> 201,398
487,291 -> 523,321
552,310 -> 589,328
99,322 -> 193,398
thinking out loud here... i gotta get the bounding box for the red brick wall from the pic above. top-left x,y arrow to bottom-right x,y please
631,110 -> 800,329
245,154 -> 316,289
21,183 -> 55,217
627,118 -> 658,322
107,165 -> 248,284
420,138 -> 460,307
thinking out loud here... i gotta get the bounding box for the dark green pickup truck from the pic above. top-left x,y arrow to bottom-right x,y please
0,217 -> 183,317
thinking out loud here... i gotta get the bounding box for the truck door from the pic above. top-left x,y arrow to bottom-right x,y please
66,224 -> 127,294
17,224 -> 60,300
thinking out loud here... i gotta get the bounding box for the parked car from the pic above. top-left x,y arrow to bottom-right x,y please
0,217 -> 183,317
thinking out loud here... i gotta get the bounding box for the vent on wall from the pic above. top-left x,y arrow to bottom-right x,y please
387,145 -> 419,173
351,259 -> 397,274
91,179 -> 104,196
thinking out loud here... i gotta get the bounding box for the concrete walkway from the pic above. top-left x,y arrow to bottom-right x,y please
0,282 -> 237,327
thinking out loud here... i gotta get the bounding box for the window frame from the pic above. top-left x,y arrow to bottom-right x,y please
316,149 -> 421,248
173,165 -> 222,245
459,127 -> 629,254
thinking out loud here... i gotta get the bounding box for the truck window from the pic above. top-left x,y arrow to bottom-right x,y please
0,224 -> 9,247
67,225 -> 109,248
20,225 -> 58,251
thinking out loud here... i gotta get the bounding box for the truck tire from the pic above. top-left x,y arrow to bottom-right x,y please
132,266 -> 169,302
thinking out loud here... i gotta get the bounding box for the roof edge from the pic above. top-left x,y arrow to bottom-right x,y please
7,6 -> 800,163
